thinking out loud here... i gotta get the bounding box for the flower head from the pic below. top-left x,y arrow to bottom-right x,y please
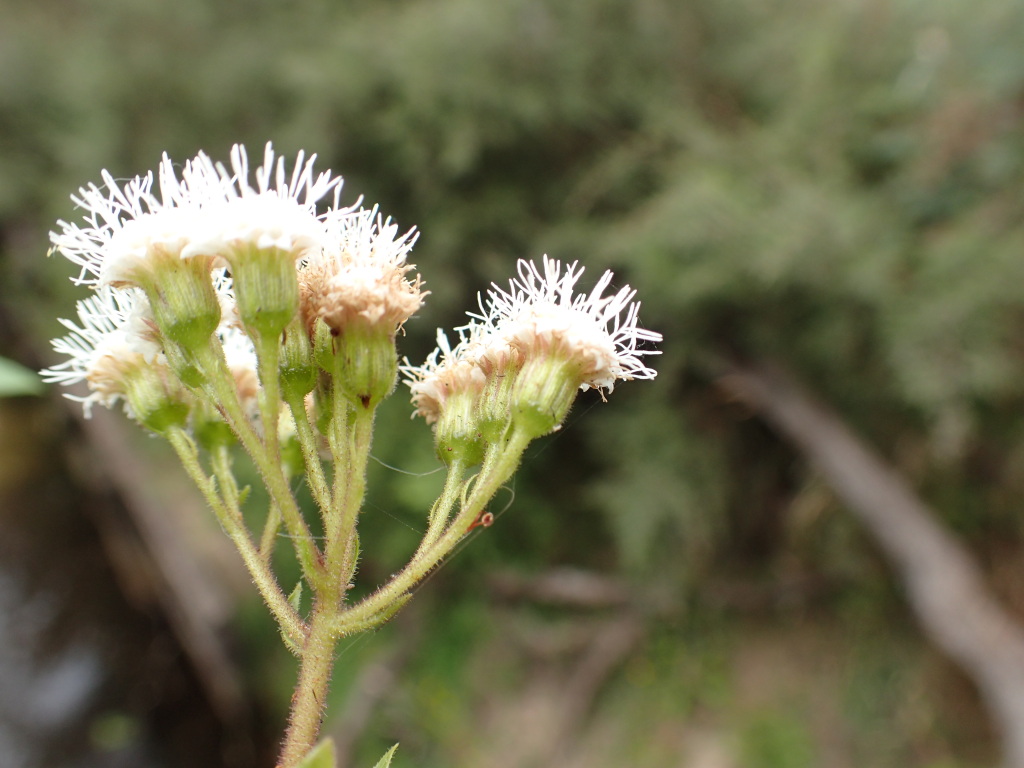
483,256 -> 661,394
185,143 -> 349,264
50,143 -> 348,288
299,207 -> 425,336
402,327 -> 488,425
51,170 -> 161,287
40,286 -> 175,421
400,327 -> 492,463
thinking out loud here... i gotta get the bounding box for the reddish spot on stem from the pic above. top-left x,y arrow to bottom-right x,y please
466,511 -> 494,533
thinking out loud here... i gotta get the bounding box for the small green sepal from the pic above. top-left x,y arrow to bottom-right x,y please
194,418 -> 236,451
281,431 -> 305,478
280,317 -> 317,401
162,341 -> 207,389
287,580 -> 304,615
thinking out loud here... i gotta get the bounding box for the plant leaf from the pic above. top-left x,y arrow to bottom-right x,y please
295,738 -> 337,768
371,744 -> 399,768
288,580 -> 304,614
0,357 -> 43,397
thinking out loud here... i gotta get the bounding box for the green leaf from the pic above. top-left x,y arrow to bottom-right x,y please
279,581 -> 306,655
338,593 -> 412,636
280,628 -> 301,656
288,580 -> 304,614
371,744 -> 399,768
0,357 -> 43,397
296,738 -> 336,768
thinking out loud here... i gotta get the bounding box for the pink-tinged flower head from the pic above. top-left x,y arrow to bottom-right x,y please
401,325 -> 494,463
404,255 -> 661,443
299,206 -> 425,335
401,326 -> 488,425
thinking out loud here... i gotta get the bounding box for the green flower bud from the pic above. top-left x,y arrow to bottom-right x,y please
122,361 -> 192,434
327,326 -> 398,410
432,388 -> 485,465
508,356 -> 580,439
280,317 -> 316,402
133,255 -> 221,355
227,245 -> 300,340
193,399 -> 237,450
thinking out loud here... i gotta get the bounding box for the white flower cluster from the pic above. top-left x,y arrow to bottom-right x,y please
53,144 -> 346,288
43,143 -> 422,419
43,143 -> 661,436
403,256 -> 661,434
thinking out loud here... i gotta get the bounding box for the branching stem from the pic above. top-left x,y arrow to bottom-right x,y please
194,339 -> 323,587
165,426 -> 306,645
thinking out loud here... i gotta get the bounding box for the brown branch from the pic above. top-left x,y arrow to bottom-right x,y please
488,567 -> 634,610
721,359 -> 1024,768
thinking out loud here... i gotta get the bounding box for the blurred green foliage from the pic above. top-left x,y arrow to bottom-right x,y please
0,356 -> 43,396
5,0 -> 1024,764
739,712 -> 815,768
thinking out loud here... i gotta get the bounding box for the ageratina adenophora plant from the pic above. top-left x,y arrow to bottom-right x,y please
41,143 -> 662,768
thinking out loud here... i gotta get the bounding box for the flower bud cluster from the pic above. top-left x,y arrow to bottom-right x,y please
43,143 -> 425,432
42,145 -> 664,768
402,256 -> 662,462
42,144 -> 661,460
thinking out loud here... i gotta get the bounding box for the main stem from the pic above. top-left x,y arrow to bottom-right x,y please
278,397 -> 378,766
278,598 -> 339,768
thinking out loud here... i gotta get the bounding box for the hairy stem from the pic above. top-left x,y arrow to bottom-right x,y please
333,427 -> 530,635
165,426 -> 306,645
330,407 -> 374,583
277,399 -> 378,765
277,600 -> 337,767
194,339 -> 323,587
413,456 -> 467,558
287,393 -> 333,518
